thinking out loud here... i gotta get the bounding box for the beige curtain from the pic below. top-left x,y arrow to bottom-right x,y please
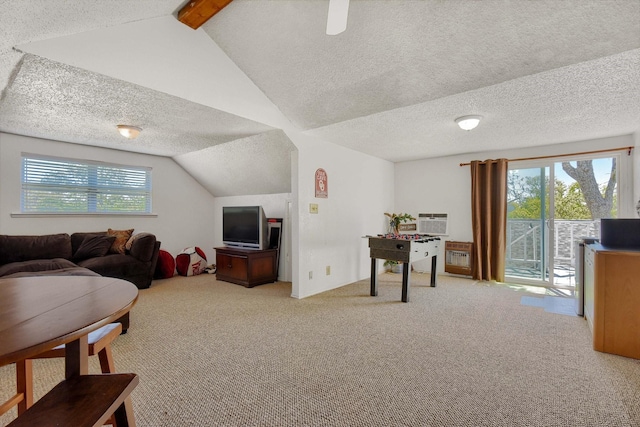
470,159 -> 508,282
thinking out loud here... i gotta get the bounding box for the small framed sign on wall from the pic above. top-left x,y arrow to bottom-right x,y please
315,168 -> 328,198
398,223 -> 417,232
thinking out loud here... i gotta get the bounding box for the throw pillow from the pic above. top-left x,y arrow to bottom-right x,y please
107,228 -> 134,254
176,247 -> 207,276
73,235 -> 116,261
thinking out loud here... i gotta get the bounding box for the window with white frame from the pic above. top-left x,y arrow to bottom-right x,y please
21,154 -> 152,214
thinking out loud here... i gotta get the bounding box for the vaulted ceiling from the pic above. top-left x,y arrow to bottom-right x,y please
1,1 -> 639,196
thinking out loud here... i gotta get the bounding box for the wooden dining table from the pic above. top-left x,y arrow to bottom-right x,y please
0,275 -> 139,425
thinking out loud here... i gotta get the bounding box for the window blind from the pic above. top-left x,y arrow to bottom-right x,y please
21,154 -> 152,214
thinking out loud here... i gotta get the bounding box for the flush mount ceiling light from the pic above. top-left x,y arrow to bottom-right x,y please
116,125 -> 142,139
455,115 -> 482,131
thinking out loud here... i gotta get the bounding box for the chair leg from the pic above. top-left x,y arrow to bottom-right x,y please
98,346 -> 115,374
98,345 -> 120,426
16,359 -> 33,415
112,397 -> 137,427
16,324 -> 125,426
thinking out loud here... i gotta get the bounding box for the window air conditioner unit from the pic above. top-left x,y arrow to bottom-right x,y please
418,213 -> 448,236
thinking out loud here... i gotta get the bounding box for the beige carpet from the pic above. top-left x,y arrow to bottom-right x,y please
1,273 -> 639,426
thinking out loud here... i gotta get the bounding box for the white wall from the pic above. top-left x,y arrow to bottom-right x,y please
0,133 -> 217,257
287,131 -> 395,299
212,193 -> 292,281
395,134 -> 636,273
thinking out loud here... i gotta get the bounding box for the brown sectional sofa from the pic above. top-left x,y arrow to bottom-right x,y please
0,231 -> 160,332
69,231 -> 160,289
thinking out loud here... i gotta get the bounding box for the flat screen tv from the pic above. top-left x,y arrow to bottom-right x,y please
222,206 -> 268,250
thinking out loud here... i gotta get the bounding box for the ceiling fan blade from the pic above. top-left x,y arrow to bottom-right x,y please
326,0 -> 349,35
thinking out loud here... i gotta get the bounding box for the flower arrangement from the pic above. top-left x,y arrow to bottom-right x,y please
384,212 -> 416,234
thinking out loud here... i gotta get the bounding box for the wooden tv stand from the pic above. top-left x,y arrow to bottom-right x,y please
215,247 -> 278,288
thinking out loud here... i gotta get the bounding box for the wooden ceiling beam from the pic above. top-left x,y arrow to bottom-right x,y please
177,0 -> 234,30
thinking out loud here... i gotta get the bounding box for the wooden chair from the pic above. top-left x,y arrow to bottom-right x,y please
1,323 -> 131,426
0,360 -> 32,417
29,322 -> 123,374
7,374 -> 138,427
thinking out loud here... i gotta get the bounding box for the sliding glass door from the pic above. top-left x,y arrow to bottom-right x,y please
506,155 -> 618,288
506,166 -> 550,283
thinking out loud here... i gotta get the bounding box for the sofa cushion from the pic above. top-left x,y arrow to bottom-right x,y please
0,258 -> 79,277
76,253 -> 145,278
125,233 -> 138,251
1,266 -> 101,279
125,232 -> 149,252
0,234 -> 72,265
73,235 -> 116,261
71,232 -> 106,254
127,233 -> 156,262
107,229 -> 134,254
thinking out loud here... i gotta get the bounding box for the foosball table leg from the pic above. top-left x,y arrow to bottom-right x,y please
401,263 -> 411,302
431,255 -> 437,287
370,258 -> 378,296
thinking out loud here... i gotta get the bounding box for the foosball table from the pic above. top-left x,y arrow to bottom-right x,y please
367,234 -> 441,302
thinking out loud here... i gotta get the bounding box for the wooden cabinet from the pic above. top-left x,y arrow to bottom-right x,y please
215,247 -> 278,288
584,243 -> 640,359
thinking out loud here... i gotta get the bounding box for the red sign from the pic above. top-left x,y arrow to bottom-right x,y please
315,168 -> 328,198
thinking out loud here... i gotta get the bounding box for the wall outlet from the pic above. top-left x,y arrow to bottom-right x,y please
309,271 -> 313,280
309,203 -> 319,214
326,266 -> 331,275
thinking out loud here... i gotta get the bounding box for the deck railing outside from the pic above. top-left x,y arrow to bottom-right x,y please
506,219 -> 600,282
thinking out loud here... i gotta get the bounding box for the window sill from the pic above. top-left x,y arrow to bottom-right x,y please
11,212 -> 158,218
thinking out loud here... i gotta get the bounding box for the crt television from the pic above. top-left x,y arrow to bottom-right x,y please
222,206 -> 268,250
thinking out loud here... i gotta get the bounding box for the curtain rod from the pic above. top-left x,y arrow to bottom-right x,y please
459,146 -> 634,167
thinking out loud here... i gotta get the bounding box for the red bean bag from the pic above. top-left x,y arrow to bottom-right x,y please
175,247 -> 207,276
154,249 -> 176,279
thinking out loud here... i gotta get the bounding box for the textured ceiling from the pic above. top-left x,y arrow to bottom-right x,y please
311,49 -> 640,162
0,0 -> 181,92
174,129 -> 296,197
205,0 -> 640,130
0,55 -> 275,157
0,0 -> 639,195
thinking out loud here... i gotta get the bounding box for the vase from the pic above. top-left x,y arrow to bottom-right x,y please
388,222 -> 399,235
